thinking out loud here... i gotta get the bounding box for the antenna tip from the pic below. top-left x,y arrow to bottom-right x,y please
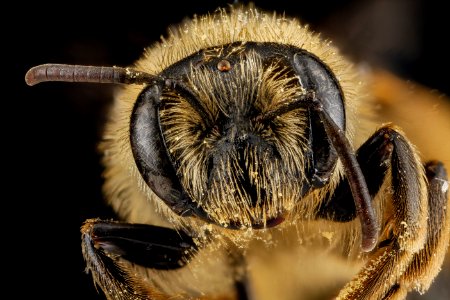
361,222 -> 379,252
25,66 -> 39,86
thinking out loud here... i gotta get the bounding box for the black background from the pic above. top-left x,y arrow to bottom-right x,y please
8,0 -> 449,298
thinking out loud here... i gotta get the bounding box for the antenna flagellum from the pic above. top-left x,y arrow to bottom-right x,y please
25,64 -> 159,86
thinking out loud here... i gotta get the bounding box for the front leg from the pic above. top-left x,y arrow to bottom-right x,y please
81,219 -> 199,300
81,219 -> 250,300
320,124 -> 449,299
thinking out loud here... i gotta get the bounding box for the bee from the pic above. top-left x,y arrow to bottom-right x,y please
25,5 -> 449,300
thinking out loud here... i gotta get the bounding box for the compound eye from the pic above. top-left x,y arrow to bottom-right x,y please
130,84 -> 188,213
291,52 -> 345,186
292,52 -> 345,130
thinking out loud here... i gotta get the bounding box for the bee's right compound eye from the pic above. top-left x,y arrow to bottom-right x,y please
130,82 -> 216,223
130,84 -> 193,215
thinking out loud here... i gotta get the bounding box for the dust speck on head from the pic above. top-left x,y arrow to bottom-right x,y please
441,179 -> 449,194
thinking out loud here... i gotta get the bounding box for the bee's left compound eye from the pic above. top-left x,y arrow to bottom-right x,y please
292,52 -> 345,131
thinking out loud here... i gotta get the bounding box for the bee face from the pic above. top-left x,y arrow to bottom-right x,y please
130,42 -> 346,229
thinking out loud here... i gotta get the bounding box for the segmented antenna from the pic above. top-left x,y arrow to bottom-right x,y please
25,64 -> 160,86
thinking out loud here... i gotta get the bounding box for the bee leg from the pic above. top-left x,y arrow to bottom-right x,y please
382,161 -> 450,299
81,219 -> 198,300
335,124 -> 450,299
229,252 -> 252,300
235,277 -> 252,300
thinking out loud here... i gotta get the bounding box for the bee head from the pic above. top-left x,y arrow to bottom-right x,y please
130,42 -> 345,229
